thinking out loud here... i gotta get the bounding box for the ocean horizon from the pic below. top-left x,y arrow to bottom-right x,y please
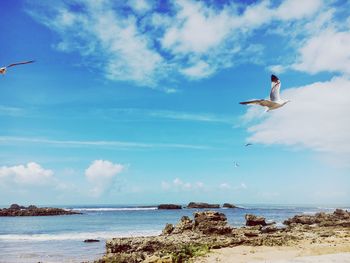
0,204 -> 349,263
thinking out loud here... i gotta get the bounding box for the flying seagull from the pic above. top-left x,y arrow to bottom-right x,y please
0,60 -> 35,75
240,74 -> 290,111
233,161 -> 239,168
245,143 -> 253,147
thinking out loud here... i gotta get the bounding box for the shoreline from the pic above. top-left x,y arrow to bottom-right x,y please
96,209 -> 350,263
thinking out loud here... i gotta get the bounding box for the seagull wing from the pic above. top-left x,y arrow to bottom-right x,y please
240,99 -> 274,107
7,60 -> 35,68
270,74 -> 281,102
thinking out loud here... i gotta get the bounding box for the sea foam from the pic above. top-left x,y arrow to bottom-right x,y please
0,230 -> 161,241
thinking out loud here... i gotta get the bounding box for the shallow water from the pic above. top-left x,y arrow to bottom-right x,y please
0,204 -> 347,263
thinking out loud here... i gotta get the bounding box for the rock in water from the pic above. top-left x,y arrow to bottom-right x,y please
223,203 -> 237,208
157,204 -> 182,209
0,204 -> 81,216
84,239 -> 100,243
187,202 -> 220,209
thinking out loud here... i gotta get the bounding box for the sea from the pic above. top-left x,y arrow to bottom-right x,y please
0,204 -> 348,263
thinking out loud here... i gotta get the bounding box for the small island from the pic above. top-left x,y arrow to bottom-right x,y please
222,203 -> 237,208
0,204 -> 81,216
158,204 -> 182,209
187,202 -> 220,209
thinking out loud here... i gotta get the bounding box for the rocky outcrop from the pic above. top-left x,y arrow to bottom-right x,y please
95,209 -> 350,263
193,211 -> 233,235
84,239 -> 100,243
187,202 -> 220,209
223,203 -> 237,208
173,216 -> 193,234
157,204 -> 182,209
245,214 -> 267,226
0,204 -> 81,216
284,209 -> 350,227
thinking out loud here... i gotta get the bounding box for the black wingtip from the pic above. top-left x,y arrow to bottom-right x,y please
271,74 -> 279,82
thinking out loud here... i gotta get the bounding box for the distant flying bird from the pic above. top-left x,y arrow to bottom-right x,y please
233,162 -> 239,168
245,143 -> 252,147
0,60 -> 35,75
240,74 -> 290,111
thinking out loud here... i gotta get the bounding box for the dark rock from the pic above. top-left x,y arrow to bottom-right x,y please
9,204 -> 24,210
334,209 -> 350,219
283,209 -> 350,227
245,214 -> 267,226
157,204 -> 182,209
173,216 -> 193,233
223,203 -> 237,208
187,202 -> 220,209
84,239 -> 100,243
162,224 -> 174,235
244,230 -> 260,237
194,211 -> 233,235
0,204 -> 81,217
261,225 -> 278,233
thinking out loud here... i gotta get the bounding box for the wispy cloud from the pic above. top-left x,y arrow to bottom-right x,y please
26,0 -> 328,88
97,108 -> 235,124
0,136 -> 210,150
219,182 -> 247,190
0,105 -> 26,117
161,178 -> 205,191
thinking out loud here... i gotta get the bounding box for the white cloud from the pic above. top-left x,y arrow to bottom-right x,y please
219,183 -> 231,190
128,0 -> 153,14
0,162 -> 53,185
293,29 -> 350,75
161,0 -> 232,54
275,0 -> 322,21
180,60 -> 214,79
85,160 -> 124,196
27,0 -> 328,88
28,1 -> 163,87
240,183 -> 247,189
219,182 -> 247,190
268,64 -> 286,74
243,77 -> 350,155
161,177 -> 204,191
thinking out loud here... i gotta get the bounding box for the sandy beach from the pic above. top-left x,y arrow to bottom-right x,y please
195,237 -> 350,262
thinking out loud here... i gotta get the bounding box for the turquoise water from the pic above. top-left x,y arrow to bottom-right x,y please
0,205 -> 347,263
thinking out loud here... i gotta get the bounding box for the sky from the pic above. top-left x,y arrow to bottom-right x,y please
0,0 -> 349,206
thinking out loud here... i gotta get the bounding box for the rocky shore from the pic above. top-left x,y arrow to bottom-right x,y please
95,209 -> 350,263
0,204 -> 81,216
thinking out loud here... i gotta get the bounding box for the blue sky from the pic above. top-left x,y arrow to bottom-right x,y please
0,0 -> 349,206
